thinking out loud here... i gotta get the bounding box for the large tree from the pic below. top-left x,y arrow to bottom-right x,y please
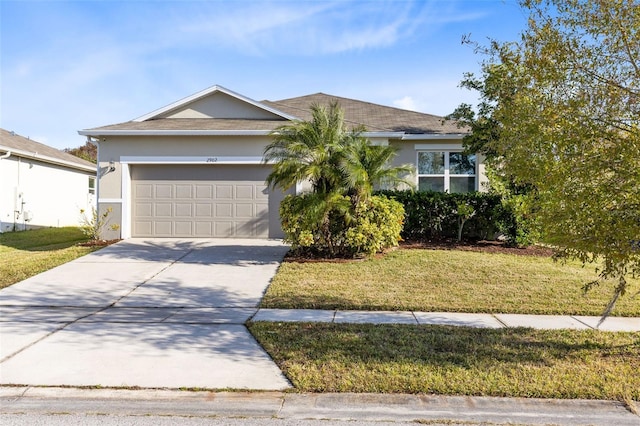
454,0 -> 639,318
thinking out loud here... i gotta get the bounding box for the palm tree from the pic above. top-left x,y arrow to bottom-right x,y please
340,136 -> 414,206
264,101 -> 348,194
264,101 -> 411,255
265,101 -> 413,199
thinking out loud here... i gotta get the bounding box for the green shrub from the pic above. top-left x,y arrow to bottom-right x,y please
280,194 -> 404,257
375,190 -> 537,246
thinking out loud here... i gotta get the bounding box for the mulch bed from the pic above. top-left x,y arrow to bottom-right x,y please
283,239 -> 554,263
77,239 -> 121,247
399,239 -> 555,257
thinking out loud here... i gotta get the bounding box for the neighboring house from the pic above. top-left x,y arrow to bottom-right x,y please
0,129 -> 97,232
79,85 -> 484,240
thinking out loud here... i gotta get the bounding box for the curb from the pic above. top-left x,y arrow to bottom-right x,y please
1,387 -> 638,426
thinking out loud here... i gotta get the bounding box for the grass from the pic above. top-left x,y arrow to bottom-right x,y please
262,249 -> 640,317
249,322 -> 640,401
0,227 -> 100,289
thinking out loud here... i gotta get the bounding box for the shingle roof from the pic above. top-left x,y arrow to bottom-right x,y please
86,118 -> 288,132
0,128 -> 96,171
264,93 -> 465,135
82,90 -> 467,136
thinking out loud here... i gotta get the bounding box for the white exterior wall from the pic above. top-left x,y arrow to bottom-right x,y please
0,156 -> 96,232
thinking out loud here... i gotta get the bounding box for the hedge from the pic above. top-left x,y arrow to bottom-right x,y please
375,190 -> 534,246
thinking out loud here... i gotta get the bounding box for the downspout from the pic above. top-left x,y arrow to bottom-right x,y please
0,151 -> 11,232
86,136 -> 100,204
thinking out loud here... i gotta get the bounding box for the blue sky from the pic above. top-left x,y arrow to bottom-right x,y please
1,0 -> 527,150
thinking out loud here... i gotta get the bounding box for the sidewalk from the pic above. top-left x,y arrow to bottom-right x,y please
1,387 -> 638,426
252,308 -> 640,332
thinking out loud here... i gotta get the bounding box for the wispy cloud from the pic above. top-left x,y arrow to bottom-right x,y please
174,0 -> 470,55
0,0 -> 510,149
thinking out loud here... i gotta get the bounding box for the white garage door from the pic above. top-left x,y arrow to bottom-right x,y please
131,164 -> 275,238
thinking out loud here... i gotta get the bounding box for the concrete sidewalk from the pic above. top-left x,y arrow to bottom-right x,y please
1,387 -> 638,426
252,309 -> 640,332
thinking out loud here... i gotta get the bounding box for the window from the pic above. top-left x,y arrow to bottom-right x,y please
88,176 -> 96,195
417,151 -> 476,193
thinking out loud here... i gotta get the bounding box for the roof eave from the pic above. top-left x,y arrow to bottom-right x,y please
0,144 -> 96,173
78,129 -> 273,137
400,133 -> 467,140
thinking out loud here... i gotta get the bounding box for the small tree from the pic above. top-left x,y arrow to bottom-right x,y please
455,201 -> 476,242
79,207 -> 119,240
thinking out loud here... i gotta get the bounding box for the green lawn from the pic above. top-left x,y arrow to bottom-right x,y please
249,322 -> 640,401
262,248 -> 640,316
0,227 -> 100,289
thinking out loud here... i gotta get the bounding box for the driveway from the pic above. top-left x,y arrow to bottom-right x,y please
0,239 -> 291,390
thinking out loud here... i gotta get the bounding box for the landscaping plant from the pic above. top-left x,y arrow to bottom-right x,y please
264,101 -> 412,257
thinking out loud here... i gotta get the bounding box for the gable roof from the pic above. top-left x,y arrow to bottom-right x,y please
0,128 -> 96,173
133,85 -> 297,122
264,93 -> 464,135
79,86 -> 467,138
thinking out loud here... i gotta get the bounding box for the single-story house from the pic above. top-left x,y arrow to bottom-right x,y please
79,85 -> 484,240
0,128 -> 97,232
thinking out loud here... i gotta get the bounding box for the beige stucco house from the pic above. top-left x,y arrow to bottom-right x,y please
79,85 -> 483,240
0,129 -> 96,232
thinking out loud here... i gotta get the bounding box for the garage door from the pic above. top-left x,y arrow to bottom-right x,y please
131,164 -> 276,238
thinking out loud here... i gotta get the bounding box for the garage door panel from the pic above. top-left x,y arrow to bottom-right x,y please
235,203 -> 253,218
195,185 -> 212,199
155,203 -> 172,217
195,203 -> 212,217
135,202 -> 153,217
214,221 -> 233,237
154,222 -> 173,236
215,203 -> 233,218
131,165 -> 276,238
175,203 -> 193,217
235,223 -> 255,237
174,221 -> 193,236
195,222 -> 212,236
135,221 -> 153,235
176,185 -> 192,198
136,184 -> 153,198
155,185 -> 172,198
235,185 -> 254,199
216,185 -> 233,199
256,185 -> 269,200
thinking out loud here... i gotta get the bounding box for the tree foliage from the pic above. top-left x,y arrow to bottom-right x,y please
64,141 -> 97,163
264,102 -> 413,257
454,0 -> 640,318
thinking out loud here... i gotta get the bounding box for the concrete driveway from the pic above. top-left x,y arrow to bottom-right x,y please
0,239 -> 291,390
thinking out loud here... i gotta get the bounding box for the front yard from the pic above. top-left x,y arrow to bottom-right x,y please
254,244 -> 639,403
249,322 -> 640,401
0,227 -> 100,289
261,247 -> 640,317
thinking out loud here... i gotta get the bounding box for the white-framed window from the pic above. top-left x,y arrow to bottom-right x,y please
417,151 -> 477,193
88,176 -> 96,195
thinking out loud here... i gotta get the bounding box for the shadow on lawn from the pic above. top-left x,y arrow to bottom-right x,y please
0,228 -> 88,251
249,322 -> 639,369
